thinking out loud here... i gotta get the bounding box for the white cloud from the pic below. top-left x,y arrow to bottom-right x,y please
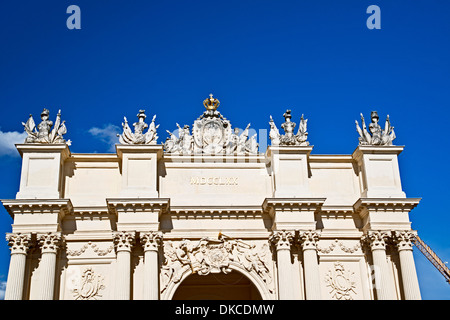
0,280 -> 6,300
0,129 -> 27,157
88,124 -> 120,152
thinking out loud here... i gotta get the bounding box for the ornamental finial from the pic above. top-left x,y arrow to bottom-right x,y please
203,93 -> 220,111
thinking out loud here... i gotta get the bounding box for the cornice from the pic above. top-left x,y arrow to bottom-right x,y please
106,198 -> 170,216
115,144 -> 164,159
353,198 -> 421,215
351,145 -> 405,161
262,198 -> 326,213
168,205 -> 264,216
1,199 -> 73,218
15,143 -> 71,159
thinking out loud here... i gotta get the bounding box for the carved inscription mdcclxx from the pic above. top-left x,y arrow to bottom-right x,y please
190,177 -> 238,186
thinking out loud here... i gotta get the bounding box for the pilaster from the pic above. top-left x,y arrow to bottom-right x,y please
4,233 -> 32,300
298,230 -> 321,300
392,230 -> 421,300
269,230 -> 295,300
362,230 -> 395,300
113,231 -> 136,300
37,232 -> 62,300
140,231 -> 163,300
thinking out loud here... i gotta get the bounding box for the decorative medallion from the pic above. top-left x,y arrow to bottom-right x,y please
325,262 -> 357,300
161,234 -> 273,293
164,94 -> 258,155
72,267 -> 105,300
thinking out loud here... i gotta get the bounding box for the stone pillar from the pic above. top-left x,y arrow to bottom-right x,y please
364,231 -> 394,300
299,231 -> 321,300
4,233 -> 31,300
140,231 -> 162,300
37,232 -> 62,300
393,231 -> 421,300
269,230 -> 295,300
113,231 -> 136,300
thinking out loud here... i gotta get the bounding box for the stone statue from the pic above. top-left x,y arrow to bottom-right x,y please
269,110 -> 309,146
22,108 -> 70,145
164,124 -> 193,155
118,110 -> 159,145
164,94 -> 259,155
356,111 -> 395,146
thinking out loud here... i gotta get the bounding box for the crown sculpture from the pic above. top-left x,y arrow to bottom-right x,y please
164,94 -> 258,155
22,108 -> 70,145
117,110 -> 159,145
269,109 -> 309,146
355,111 -> 396,146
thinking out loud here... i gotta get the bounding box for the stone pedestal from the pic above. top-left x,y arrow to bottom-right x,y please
116,145 -> 163,198
352,146 -> 406,198
15,144 -> 70,199
266,146 -> 313,198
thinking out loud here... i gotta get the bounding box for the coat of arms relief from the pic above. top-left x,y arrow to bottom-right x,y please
160,234 -> 274,294
164,94 -> 259,155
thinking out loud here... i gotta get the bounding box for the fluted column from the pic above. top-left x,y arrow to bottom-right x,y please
113,231 -> 135,300
364,231 -> 394,300
299,231 -> 321,300
393,231 -> 421,300
4,233 -> 31,300
269,230 -> 295,300
140,231 -> 162,300
37,232 -> 61,300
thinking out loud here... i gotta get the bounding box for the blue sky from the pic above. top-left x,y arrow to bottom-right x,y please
0,0 -> 449,299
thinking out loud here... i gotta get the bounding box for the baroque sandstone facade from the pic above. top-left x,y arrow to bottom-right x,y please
2,96 -> 421,300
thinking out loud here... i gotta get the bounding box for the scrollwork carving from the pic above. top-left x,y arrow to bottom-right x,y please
160,235 -> 274,294
6,233 -> 32,255
325,262 -> 357,300
71,267 -> 105,300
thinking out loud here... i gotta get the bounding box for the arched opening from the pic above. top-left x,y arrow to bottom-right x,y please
172,270 -> 263,300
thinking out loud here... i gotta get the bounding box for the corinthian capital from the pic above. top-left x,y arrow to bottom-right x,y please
6,233 -> 32,255
299,230 -> 320,250
362,230 -> 390,251
140,231 -> 162,252
113,231 -> 136,253
269,230 -> 294,250
392,230 -> 415,251
38,232 -> 62,254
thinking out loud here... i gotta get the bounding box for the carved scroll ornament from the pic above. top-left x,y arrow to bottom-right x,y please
160,235 -> 274,293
